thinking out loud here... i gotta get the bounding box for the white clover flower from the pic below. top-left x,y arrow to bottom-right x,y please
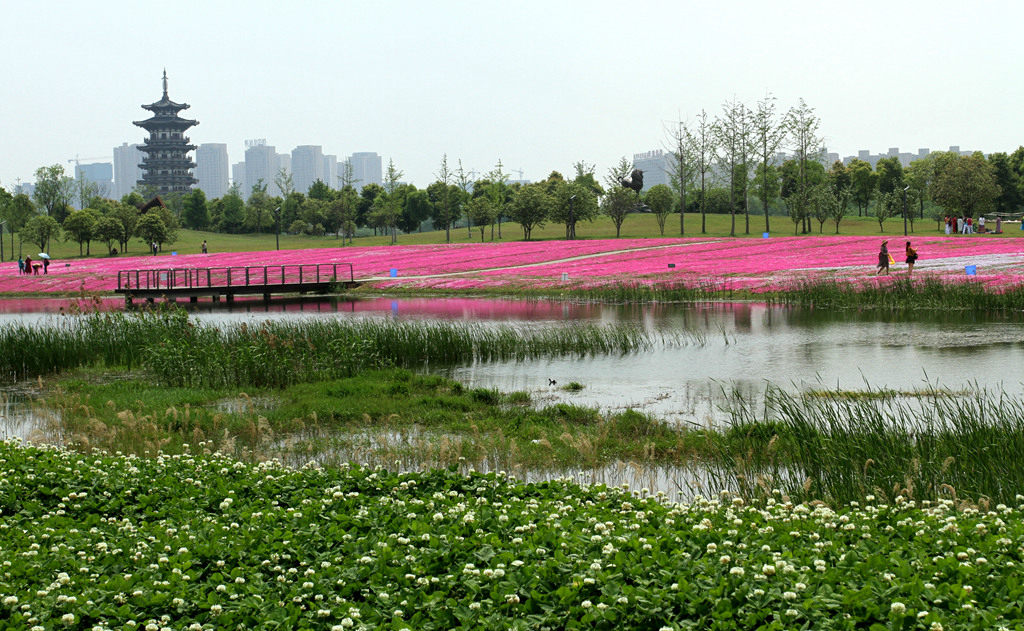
210,604 -> 222,614
2,596 -> 17,606
730,566 -> 745,576
891,602 -> 906,615
581,600 -> 593,608
61,614 -> 76,625
929,623 -> 943,631
783,591 -> 797,600
785,608 -> 798,617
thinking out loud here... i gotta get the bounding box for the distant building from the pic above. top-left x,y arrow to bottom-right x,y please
231,162 -> 246,192
631,150 -> 671,193
277,153 -> 290,174
323,154 -> 338,189
133,70 -> 198,195
349,152 -> 382,190
14,182 -> 34,197
195,143 -> 229,198
291,145 -> 324,194
75,162 -> 112,200
243,140 -> 278,197
113,142 -> 144,199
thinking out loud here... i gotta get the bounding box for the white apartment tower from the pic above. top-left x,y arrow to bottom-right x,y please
349,152 -> 382,190
291,145 -> 324,194
323,154 -> 338,189
243,140 -> 278,197
112,142 -> 144,199
195,143 -> 230,198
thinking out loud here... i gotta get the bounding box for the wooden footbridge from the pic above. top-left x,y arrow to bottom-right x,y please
116,263 -> 358,305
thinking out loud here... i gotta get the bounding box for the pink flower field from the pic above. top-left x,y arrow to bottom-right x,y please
3,235 -> 1024,296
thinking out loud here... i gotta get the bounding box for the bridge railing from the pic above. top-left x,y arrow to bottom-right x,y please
117,263 -> 354,292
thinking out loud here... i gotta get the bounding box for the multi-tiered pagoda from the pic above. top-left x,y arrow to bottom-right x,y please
133,70 -> 198,195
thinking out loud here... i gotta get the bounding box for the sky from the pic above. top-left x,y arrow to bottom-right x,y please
1,0 -> 1022,190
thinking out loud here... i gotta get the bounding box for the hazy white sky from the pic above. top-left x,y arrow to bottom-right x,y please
1,0 -> 1021,190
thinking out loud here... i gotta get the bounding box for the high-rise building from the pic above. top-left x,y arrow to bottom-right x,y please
243,140 -> 278,197
231,162 -> 246,192
74,162 -> 113,201
291,145 -> 324,194
133,70 -> 198,195
195,143 -> 229,198
349,152 -> 382,190
323,154 -> 338,189
113,143 -> 144,199
277,153 -> 290,174
631,150 -> 670,193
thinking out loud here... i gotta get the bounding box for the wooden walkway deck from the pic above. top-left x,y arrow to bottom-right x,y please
116,263 -> 358,305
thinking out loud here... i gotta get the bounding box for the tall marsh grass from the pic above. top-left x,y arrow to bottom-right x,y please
776,277 -> 1024,311
145,318 -> 660,388
713,384 -> 1024,504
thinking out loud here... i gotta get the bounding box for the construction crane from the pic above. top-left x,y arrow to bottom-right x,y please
67,155 -> 110,170
512,168 -> 525,182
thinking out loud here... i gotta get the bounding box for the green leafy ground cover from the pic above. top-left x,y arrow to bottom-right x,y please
1,440 -> 1022,630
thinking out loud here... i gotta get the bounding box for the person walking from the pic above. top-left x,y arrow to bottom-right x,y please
876,240 -> 890,275
201,240 -> 208,254
966,216 -> 973,234
944,216 -> 951,235
905,241 -> 918,275
17,257 -> 24,275
957,216 -> 964,234
43,257 -> 50,274
151,241 -> 158,256
23,255 -> 32,276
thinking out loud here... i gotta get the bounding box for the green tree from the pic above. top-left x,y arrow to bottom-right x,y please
181,189 -> 210,230
136,213 -> 169,250
485,160 -> 509,240
21,214 -> 61,252
94,215 -> 122,255
874,191 -> 900,232
686,109 -> 716,234
750,164 -> 780,218
787,98 -> 823,233
218,186 -> 245,233
550,180 -> 598,239
4,193 -> 35,259
752,93 -> 789,233
33,165 -> 75,222
109,202 -> 140,253
988,152 -> 1022,214
430,154 -> 459,243
398,187 -> 432,234
333,186 -> 360,244
905,156 -> 936,225
244,180 -> 276,233
644,184 -> 675,236
601,186 -> 637,238
931,153 -> 1001,219
307,179 -> 332,201
667,121 -> 695,235
875,156 -> 904,196
848,159 -> 876,217
274,168 -> 295,198
508,183 -> 552,240
62,208 -> 100,256
465,197 -> 495,241
0,186 -> 10,261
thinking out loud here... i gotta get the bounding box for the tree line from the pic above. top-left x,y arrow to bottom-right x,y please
2,111 -> 1024,260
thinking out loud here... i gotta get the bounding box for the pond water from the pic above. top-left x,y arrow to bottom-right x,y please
2,296 -> 1023,426
2,295 -> 1023,494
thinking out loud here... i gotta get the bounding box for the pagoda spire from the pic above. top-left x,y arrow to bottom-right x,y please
162,68 -> 168,98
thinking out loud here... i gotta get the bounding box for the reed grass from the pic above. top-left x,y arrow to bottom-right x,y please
772,277 -> 1024,311
144,318 -> 659,388
711,384 -> 1024,505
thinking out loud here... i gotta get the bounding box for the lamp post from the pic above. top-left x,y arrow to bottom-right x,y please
902,184 -> 910,237
568,194 -> 576,240
273,206 -> 281,250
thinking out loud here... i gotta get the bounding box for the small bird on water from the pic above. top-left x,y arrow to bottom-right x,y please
548,379 -> 557,386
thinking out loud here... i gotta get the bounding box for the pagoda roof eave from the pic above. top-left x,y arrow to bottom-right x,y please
141,97 -> 190,110
133,117 -> 199,128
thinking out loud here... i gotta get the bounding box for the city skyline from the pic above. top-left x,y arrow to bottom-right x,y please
2,1 -> 1021,192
